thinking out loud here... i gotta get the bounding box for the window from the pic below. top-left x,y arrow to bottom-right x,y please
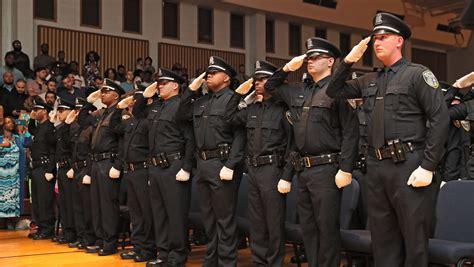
123,0 -> 141,33
289,23 -> 301,56
266,20 -> 275,53
34,0 -> 56,21
339,32 -> 351,57
303,0 -> 338,9
362,38 -> 373,66
198,7 -> 213,44
315,27 -> 327,39
230,13 -> 245,48
81,0 -> 101,28
162,1 -> 179,38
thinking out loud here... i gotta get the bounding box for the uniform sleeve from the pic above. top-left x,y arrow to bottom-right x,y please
225,126 -> 246,170
414,69 -> 450,171
181,121 -> 196,172
177,87 -> 198,122
280,114 -> 295,182
326,62 -> 363,99
132,94 -> 148,119
111,109 -> 125,170
46,124 -> 57,172
223,93 -> 248,127
337,99 -> 360,173
448,102 -> 468,120
264,68 -> 295,106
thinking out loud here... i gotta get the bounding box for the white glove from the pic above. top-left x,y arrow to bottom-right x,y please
335,169 -> 352,188
453,72 -> 474,88
344,37 -> 371,64
407,166 -> 433,187
283,54 -> 307,72
65,110 -> 78,124
82,175 -> 91,185
176,169 -> 190,182
189,72 -> 207,91
118,96 -> 134,109
109,167 -> 121,179
44,173 -> 54,181
49,110 -> 57,124
235,78 -> 254,95
219,166 -> 234,181
277,179 -> 291,194
143,81 -> 158,98
66,168 -> 74,179
87,89 -> 101,103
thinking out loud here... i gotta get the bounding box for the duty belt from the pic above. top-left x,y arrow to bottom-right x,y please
368,139 -> 422,163
124,161 -> 149,172
57,159 -> 71,168
150,152 -> 182,168
290,152 -> 340,170
30,156 -> 51,169
199,143 -> 231,161
91,152 -> 117,162
246,154 -> 282,167
73,160 -> 88,170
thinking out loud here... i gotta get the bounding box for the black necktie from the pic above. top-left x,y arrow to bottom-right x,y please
371,68 -> 389,148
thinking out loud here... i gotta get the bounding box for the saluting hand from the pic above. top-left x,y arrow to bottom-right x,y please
118,96 -> 134,109
235,78 -> 254,95
453,72 -> 474,89
87,89 -> 101,104
143,81 -> 158,98
189,72 -> 207,91
283,54 -> 307,72
344,37 -> 371,64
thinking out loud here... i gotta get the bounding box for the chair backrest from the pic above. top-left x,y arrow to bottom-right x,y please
434,180 -> 474,242
339,179 -> 360,230
236,173 -> 249,218
286,175 -> 299,223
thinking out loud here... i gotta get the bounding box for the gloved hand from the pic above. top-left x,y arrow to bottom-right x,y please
82,175 -> 91,185
235,78 -> 254,95
189,72 -> 207,91
176,169 -> 190,181
118,96 -> 134,109
87,89 -> 101,103
49,109 -> 58,124
219,166 -> 234,181
109,167 -> 121,179
283,54 -> 307,72
44,173 -> 54,181
344,37 -> 371,64
277,179 -> 291,194
335,169 -> 352,188
407,166 -> 433,187
453,72 -> 474,88
143,81 -> 158,98
65,110 -> 79,124
66,168 -> 74,179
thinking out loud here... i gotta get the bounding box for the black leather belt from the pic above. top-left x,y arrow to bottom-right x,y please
300,153 -> 340,168
150,152 -> 182,168
199,144 -> 231,161
30,157 -> 51,169
246,154 -> 282,167
91,152 -> 117,162
57,159 -> 71,168
368,141 -> 421,161
73,160 -> 88,170
124,161 -> 148,172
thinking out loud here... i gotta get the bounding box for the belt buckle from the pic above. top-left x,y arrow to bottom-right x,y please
201,151 -> 207,161
303,157 -> 311,168
375,149 -> 382,160
152,157 -> 157,166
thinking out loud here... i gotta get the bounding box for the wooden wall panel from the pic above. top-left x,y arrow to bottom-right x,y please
37,25 -> 149,76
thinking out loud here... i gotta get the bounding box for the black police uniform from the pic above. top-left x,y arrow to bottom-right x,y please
224,60 -> 293,266
69,98 -> 97,248
265,38 -> 359,267
28,99 -> 56,238
326,13 -> 450,267
180,56 -> 245,267
89,80 -> 125,253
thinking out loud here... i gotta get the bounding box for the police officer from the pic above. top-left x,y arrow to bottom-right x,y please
115,89 -> 156,263
54,98 -> 77,244
224,60 -> 293,266
28,98 -> 57,240
326,12 -> 450,266
86,79 -> 125,255
265,38 -> 359,267
65,97 -> 98,249
180,56 -> 245,266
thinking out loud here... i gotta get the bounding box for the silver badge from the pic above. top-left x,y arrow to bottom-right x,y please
375,13 -> 383,25
422,70 -> 439,89
209,57 -> 214,65
158,68 -> 162,76
307,38 -> 313,48
255,61 -> 261,69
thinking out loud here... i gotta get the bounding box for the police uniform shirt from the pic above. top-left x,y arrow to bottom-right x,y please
70,111 -> 96,165
121,115 -> 150,164
55,123 -> 72,162
28,119 -> 56,171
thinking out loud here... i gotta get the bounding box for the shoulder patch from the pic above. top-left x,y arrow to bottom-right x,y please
422,70 -> 439,89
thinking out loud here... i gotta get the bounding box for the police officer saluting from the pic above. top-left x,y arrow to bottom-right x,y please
180,56 -> 245,267
326,12 -> 450,266
265,37 -> 359,267
86,79 -> 125,255
224,60 -> 293,266
28,98 -> 57,240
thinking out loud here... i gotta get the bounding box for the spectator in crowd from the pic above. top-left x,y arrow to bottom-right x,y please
0,52 -> 25,87
57,74 -> 85,103
143,57 -> 155,74
0,74 -> 24,118
33,43 -> 55,70
84,51 -> 100,86
10,79 -> 28,118
141,70 -> 153,86
171,62 -> 183,76
23,85 -> 38,111
104,68 -> 120,84
54,50 -> 70,77
9,40 -> 32,78
69,61 -> 85,88
116,65 -> 127,82
27,67 -> 48,96
44,91 -> 57,106
135,57 -> 144,70
0,106 -> 3,127
46,79 -> 58,93
120,70 -> 135,92
235,63 -> 250,83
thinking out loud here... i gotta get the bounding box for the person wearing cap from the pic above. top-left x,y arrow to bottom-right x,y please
28,97 -> 57,240
66,97 -> 98,250
86,79 -> 125,255
114,89 -> 156,263
52,98 -> 77,244
265,37 -> 359,267
179,56 -> 245,266
134,68 -> 195,267
224,60 -> 293,266
326,12 -> 450,266
57,72 -> 86,104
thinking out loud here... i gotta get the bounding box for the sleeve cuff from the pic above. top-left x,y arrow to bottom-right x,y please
421,160 -> 437,172
339,161 -> 353,173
